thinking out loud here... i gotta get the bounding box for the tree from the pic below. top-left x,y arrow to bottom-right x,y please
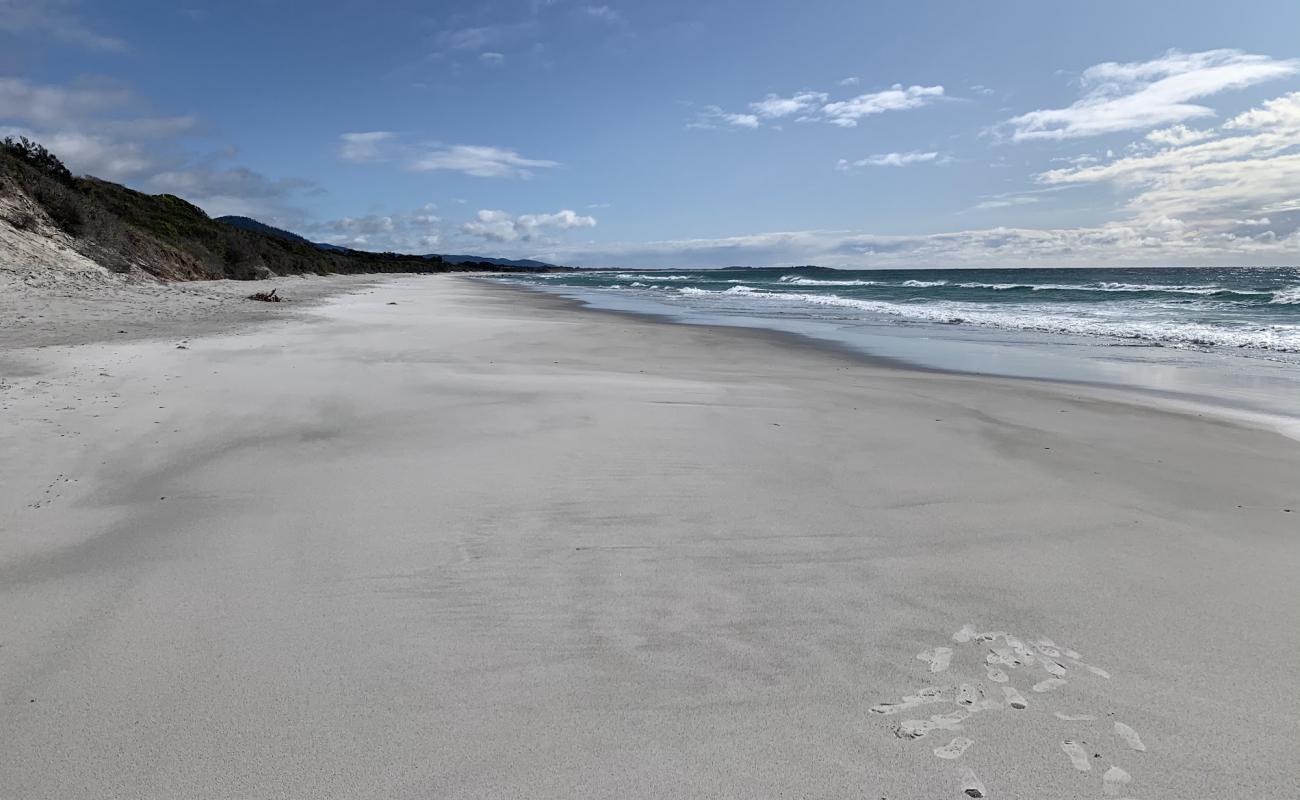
1,136 -> 74,183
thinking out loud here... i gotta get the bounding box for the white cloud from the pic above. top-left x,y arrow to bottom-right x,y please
838,76 -> 860,87
691,83 -> 944,130
1145,124 -> 1213,147
306,203 -> 443,251
836,151 -> 944,169
145,167 -> 315,219
479,51 -> 505,65
0,0 -> 126,51
539,215 -> 1300,269
820,84 -> 945,127
529,93 -> 1300,267
1034,91 -> 1300,241
409,144 -> 559,178
0,76 -> 319,221
1002,49 -> 1299,141
686,105 -> 760,130
970,195 -> 1039,211
338,131 -> 396,163
750,91 -> 828,119
0,77 -> 133,127
460,208 -> 596,242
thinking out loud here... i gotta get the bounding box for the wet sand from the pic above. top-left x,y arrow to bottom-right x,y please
1,275 -> 1296,798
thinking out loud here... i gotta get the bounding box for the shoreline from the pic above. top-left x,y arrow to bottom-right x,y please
2,274 -> 1297,798
480,276 -> 1300,441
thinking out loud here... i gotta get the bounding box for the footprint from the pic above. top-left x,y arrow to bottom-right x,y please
1103,765 -> 1132,796
1005,635 -> 1038,664
985,665 -> 1009,683
870,685 -> 950,714
1035,638 -> 1062,658
934,736 -> 974,760
895,710 -> 970,740
1061,739 -> 1092,771
1064,649 -> 1082,660
975,630 -> 1007,643
918,646 -> 953,672
1002,686 -> 1028,709
989,646 -> 1024,667
1033,677 -> 1068,693
959,767 -> 987,798
1054,712 -> 1097,721
1083,663 -> 1112,679
1114,721 -> 1146,752
932,709 -> 972,730
953,623 -> 978,643
956,684 -> 981,707
894,719 -> 935,739
1042,659 -> 1068,677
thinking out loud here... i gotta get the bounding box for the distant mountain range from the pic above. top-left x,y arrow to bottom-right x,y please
217,215 -> 561,270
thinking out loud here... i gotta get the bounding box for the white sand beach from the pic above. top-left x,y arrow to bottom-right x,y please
1,275 -> 1297,799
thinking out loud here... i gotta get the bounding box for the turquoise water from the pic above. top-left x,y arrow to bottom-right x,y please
512,266 -> 1300,353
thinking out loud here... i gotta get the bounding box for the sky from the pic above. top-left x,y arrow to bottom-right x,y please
2,0 -> 1300,268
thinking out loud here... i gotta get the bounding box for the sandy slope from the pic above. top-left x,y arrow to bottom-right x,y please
1,275 -> 1296,799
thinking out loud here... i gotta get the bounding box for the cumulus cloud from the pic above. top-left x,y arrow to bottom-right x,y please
460,208 -> 596,242
305,203 -> 443,251
338,131 -> 396,163
410,144 -> 559,178
1145,124 -> 1213,147
1001,49 -> 1299,141
1038,90 -> 1300,211
0,0 -> 126,51
836,151 -> 944,169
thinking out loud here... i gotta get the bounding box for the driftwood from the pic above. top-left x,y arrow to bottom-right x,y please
248,288 -> 282,302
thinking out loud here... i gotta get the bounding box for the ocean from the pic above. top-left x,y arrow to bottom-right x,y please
496,266 -> 1300,435
512,266 -> 1300,352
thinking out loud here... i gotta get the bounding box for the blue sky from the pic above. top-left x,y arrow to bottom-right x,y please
3,0 -> 1300,267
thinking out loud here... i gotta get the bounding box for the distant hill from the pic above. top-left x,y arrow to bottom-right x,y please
215,215 -> 313,245
436,254 -> 557,269
0,137 -> 567,281
216,217 -> 561,269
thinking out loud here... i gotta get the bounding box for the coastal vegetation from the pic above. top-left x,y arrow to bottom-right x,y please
0,138 -> 556,281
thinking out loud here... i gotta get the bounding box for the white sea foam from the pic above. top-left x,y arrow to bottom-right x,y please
1269,286 -> 1300,304
672,287 -> 1300,351
614,273 -> 697,281
774,276 -> 1284,297
777,275 -> 884,286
